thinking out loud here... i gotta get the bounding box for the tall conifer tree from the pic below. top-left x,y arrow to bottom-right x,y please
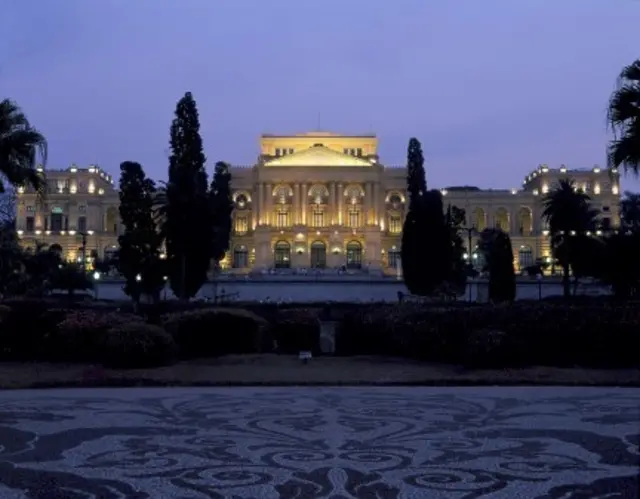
163,92 -> 212,299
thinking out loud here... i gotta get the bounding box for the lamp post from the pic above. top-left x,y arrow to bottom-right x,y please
93,271 -> 100,299
461,226 -> 476,302
536,273 -> 543,300
461,226 -> 476,260
78,231 -> 87,271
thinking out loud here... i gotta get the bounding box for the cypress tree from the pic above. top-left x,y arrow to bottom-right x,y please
482,229 -> 516,303
402,137 -> 428,293
163,92 -> 212,300
209,161 -> 234,266
117,161 -> 164,304
406,137 -> 427,210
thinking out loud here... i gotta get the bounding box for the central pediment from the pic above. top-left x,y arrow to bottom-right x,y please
263,145 -> 373,167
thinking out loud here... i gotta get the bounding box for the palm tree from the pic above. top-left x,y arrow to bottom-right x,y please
542,179 -> 599,298
607,59 -> 640,175
620,191 -> 640,233
0,99 -> 48,194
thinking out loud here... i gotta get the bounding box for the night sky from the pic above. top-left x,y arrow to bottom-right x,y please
3,0 -> 639,191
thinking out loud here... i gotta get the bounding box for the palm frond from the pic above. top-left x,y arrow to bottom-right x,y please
0,99 -> 48,197
606,59 -> 640,175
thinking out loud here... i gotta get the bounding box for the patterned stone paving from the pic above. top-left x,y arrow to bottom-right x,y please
0,387 -> 637,498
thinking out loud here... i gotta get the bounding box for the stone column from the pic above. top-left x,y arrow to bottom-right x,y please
301,183 -> 307,225
510,209 -> 518,235
256,183 -> 263,226
365,183 -> 373,226
265,183 -> 272,226
338,184 -> 344,225
373,182 -> 381,226
293,183 -> 300,225
329,183 -> 336,225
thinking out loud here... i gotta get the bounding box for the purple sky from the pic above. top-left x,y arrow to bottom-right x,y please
3,0 -> 640,191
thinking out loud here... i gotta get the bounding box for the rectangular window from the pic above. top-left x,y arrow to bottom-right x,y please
77,216 -> 87,233
348,210 -> 360,228
343,148 -> 349,155
56,179 -> 69,193
312,210 -> 324,227
234,216 -> 248,234
275,148 -> 281,156
26,216 -> 35,232
288,148 -> 294,154
276,211 -> 289,228
389,216 -> 402,234
356,148 -> 362,156
50,213 -> 63,231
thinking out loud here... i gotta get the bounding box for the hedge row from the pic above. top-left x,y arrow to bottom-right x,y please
0,299 -> 638,369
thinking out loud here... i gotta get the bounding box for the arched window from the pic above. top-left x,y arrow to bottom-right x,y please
310,240 -> 327,268
233,245 -> 249,268
346,240 -> 363,269
105,206 -> 119,234
273,185 -> 292,205
388,193 -> 403,209
518,245 -> 534,270
518,207 -> 533,236
388,247 -> 401,269
104,245 -> 118,260
274,240 -> 291,268
235,194 -> 248,209
494,207 -> 510,232
472,207 -> 486,231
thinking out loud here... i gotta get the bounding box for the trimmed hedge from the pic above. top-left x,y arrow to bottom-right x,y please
0,299 -> 637,370
337,302 -> 640,369
52,310 -> 145,362
273,308 -> 320,354
101,323 -> 176,368
161,308 -> 270,359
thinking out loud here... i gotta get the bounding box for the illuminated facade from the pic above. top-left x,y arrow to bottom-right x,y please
16,132 -> 621,274
16,164 -> 120,266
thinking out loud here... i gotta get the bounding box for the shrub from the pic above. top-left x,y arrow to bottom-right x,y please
52,310 -> 144,362
461,329 -> 508,369
0,299 -> 71,360
273,308 -> 320,354
101,323 -> 176,368
162,308 -> 270,359
0,304 -> 10,319
336,302 -> 640,369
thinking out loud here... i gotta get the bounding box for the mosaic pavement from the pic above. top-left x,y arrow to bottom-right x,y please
0,387 -> 637,498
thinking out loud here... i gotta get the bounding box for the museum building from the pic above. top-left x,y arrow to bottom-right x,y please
15,132 -> 621,274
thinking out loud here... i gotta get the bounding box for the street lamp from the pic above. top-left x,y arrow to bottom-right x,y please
93,271 -> 101,300
78,231 -> 88,271
461,226 -> 476,261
